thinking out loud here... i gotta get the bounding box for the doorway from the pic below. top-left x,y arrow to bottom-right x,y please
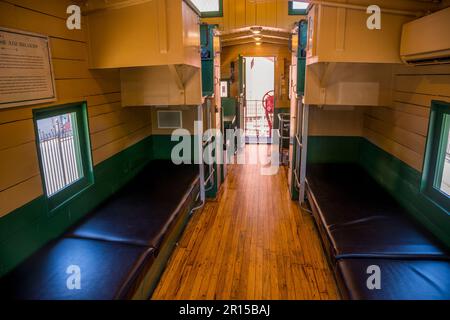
244,56 -> 275,144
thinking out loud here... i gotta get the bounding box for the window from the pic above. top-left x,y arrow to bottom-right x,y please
421,100 -> 450,211
191,0 -> 223,18
34,102 -> 93,210
289,1 -> 309,15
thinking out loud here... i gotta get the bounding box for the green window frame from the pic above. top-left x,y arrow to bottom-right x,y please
191,0 -> 223,18
33,101 -> 94,212
288,1 -> 309,15
421,100 -> 450,213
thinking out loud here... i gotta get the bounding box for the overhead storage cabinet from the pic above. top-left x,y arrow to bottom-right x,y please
304,3 -> 415,107
306,3 -> 412,64
86,0 -> 202,106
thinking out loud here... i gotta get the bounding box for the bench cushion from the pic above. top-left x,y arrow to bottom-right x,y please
307,163 -> 449,259
337,258 -> 450,300
329,216 -> 448,259
307,164 -> 400,227
0,238 -> 154,300
68,160 -> 199,248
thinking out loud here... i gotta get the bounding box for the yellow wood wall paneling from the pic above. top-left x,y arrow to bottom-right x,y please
364,115 -> 426,155
50,38 -> 88,60
0,142 -> 40,192
89,101 -> 122,118
0,120 -> 35,151
0,175 -> 43,218
364,127 -> 423,171
4,0 -> 76,19
93,125 -> 152,165
363,65 -> 450,171
0,108 -> 33,125
309,108 -> 364,137
393,91 -> 450,108
0,0 -> 153,216
202,0 -> 301,32
86,93 -> 122,107
245,1 -> 256,27
394,75 -> 450,97
366,107 -> 428,137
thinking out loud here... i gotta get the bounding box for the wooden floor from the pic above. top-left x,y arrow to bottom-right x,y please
152,145 -> 340,300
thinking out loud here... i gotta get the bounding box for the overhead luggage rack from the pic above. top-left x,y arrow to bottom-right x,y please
84,0 -> 203,107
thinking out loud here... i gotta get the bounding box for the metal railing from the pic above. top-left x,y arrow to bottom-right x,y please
38,126 -> 81,196
244,100 -> 273,138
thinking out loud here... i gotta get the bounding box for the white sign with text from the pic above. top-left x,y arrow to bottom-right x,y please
0,28 -> 56,109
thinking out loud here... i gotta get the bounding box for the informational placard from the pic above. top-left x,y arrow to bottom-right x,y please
0,27 -> 56,109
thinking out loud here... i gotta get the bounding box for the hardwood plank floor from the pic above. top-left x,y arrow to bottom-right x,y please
152,145 -> 340,300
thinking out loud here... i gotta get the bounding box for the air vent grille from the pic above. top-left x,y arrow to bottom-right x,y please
157,110 -> 183,129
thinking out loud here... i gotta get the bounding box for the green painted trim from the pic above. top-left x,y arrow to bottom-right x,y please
288,1 -> 308,15
201,24 -> 215,97
296,20 -> 308,95
421,100 -> 450,212
199,0 -> 223,18
307,136 -> 363,164
222,97 -> 237,118
0,136 -> 154,277
33,102 -> 94,212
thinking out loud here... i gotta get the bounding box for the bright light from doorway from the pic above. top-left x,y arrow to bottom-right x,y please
292,1 -> 309,10
190,0 -> 220,12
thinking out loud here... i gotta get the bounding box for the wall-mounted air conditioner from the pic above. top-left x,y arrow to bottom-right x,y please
400,7 -> 450,65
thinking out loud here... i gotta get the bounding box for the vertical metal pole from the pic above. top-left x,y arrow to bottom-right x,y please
295,98 -> 302,179
197,104 -> 206,203
299,104 -> 309,204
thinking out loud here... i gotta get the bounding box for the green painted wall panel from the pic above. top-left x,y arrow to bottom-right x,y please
307,136 -> 363,164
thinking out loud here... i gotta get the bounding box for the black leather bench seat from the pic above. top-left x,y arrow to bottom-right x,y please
307,163 -> 449,260
68,160 -> 199,248
337,258 -> 450,300
307,164 -> 403,228
0,238 -> 155,300
329,215 -> 448,259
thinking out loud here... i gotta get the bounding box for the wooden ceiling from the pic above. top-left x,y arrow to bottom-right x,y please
220,26 -> 292,48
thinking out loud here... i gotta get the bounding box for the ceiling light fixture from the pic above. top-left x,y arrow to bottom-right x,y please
250,26 -> 263,35
253,36 -> 262,41
255,41 -> 262,46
